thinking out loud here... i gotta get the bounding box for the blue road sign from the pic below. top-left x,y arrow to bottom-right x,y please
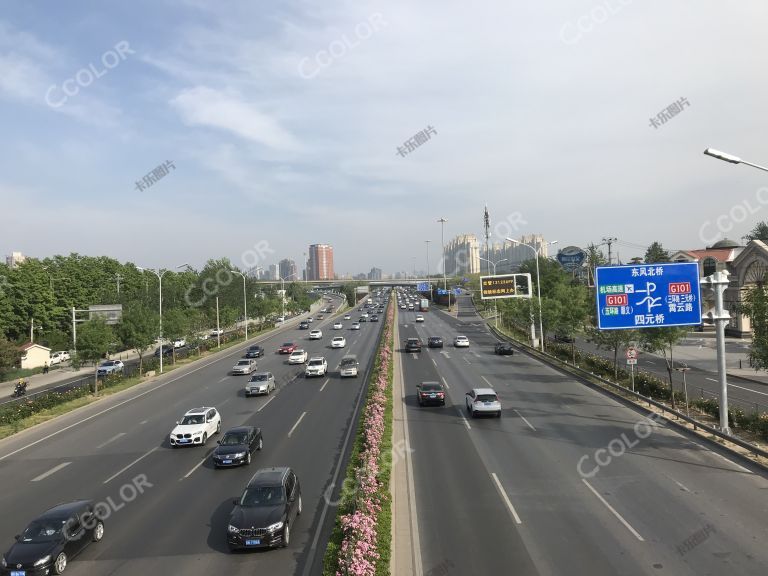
417,282 -> 429,291
454,288 -> 462,295
595,262 -> 702,330
437,288 -> 447,295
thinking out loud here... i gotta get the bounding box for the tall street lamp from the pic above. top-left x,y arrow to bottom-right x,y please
704,148 -> 768,173
438,217 -> 450,309
278,273 -> 295,323
230,270 -> 248,341
138,263 -> 188,374
506,238 -> 557,351
425,240 -> 431,301
478,257 -> 508,329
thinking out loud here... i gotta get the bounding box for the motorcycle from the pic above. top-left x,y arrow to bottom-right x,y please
12,383 -> 27,397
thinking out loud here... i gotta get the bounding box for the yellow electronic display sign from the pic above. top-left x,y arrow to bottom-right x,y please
479,274 -> 532,300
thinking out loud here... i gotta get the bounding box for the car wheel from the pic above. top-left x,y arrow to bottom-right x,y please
497,411 -> 502,418
297,494 -> 303,515
246,452 -> 251,465
202,433 -> 208,445
216,421 -> 221,434
92,520 -> 104,542
282,523 -> 290,547
258,437 -> 263,450
53,552 -> 67,574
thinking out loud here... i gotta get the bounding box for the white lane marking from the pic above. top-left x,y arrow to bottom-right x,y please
440,351 -> 451,359
104,447 -> 159,484
464,357 -> 471,365
32,461 -> 71,482
319,379 -> 329,392
257,396 -> 276,412
491,472 -> 522,524
182,456 -> 208,479
729,383 -> 768,397
217,377 -> 227,383
581,479 -> 644,541
706,377 -> 717,382
514,409 -> 536,431
218,397 -> 232,408
140,420 -> 148,425
472,351 -> 481,358
432,359 -> 437,367
97,432 -> 126,449
645,360 -> 655,365
688,441 -> 754,474
0,348 -> 249,463
441,376 -> 449,389
457,409 -> 471,430
288,411 -> 307,438
481,376 -> 493,388
673,479 -> 691,492
411,353 -> 418,360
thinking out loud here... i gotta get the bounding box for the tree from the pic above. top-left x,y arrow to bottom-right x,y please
638,326 -> 688,409
551,283 -> 591,362
738,283 -> 768,369
0,337 -> 20,378
76,318 -> 114,394
743,221 -> 768,243
117,306 -> 158,375
586,327 -> 638,380
644,242 -> 671,264
162,309 -> 190,363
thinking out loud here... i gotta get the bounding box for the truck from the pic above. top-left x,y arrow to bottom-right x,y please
419,298 -> 429,312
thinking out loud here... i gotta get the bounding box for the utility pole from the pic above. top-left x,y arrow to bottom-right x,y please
115,273 -> 122,296
602,237 -> 617,265
484,205 -> 491,277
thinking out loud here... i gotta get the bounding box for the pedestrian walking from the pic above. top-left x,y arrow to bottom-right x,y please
43,362 -> 49,374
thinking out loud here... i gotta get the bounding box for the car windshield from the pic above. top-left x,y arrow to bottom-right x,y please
240,485 -> 285,507
341,359 -> 357,366
251,373 -> 269,381
221,432 -> 248,446
477,394 -> 498,402
236,360 -> 250,366
420,383 -> 442,391
20,519 -> 66,543
309,359 -> 323,365
181,415 -> 204,425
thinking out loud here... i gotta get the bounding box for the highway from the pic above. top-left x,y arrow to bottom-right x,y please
0,295 -> 384,575
399,295 -> 768,575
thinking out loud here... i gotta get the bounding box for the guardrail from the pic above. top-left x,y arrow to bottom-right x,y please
488,325 -> 768,462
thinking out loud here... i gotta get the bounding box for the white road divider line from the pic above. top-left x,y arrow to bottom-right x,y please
464,357 -> 471,365
182,456 -> 208,479
491,473 -> 522,524
288,411 -> 307,438
673,479 -> 691,492
97,432 -> 126,449
581,479 -> 644,541
706,377 -> 717,382
481,376 -> 493,388
104,447 -> 159,484
32,462 -> 71,482
441,376 -> 449,389
432,359 -> 437,367
514,409 -> 536,431
457,409 -> 471,430
729,383 -> 768,397
257,396 -> 276,412
320,378 -> 329,392
217,377 -> 227,383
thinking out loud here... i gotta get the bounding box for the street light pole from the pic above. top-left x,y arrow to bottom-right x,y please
479,257 -> 508,329
438,217 -> 449,309
425,240 -> 431,301
506,238 -> 557,352
230,270 -> 248,340
704,148 -> 768,173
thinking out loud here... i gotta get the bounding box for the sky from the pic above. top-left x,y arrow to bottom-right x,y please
1,0 -> 768,276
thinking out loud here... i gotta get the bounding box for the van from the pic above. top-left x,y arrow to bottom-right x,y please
339,355 -> 359,378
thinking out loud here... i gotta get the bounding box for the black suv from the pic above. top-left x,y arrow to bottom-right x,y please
227,467 -> 302,550
245,345 -> 265,358
494,342 -> 515,355
299,321 -> 309,330
405,338 -> 422,352
2,500 -> 105,575
427,336 -> 443,348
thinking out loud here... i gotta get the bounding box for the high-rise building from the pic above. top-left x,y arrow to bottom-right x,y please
307,244 -> 334,280
487,234 -> 549,274
368,267 -> 382,280
443,234 -> 481,276
268,264 -> 277,281
6,251 -> 26,268
279,258 -> 298,281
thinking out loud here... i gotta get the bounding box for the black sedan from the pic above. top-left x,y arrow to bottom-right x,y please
494,342 -> 515,355
212,426 -> 263,468
416,381 -> 446,406
427,336 -> 443,348
3,500 -> 104,575
244,345 -> 265,359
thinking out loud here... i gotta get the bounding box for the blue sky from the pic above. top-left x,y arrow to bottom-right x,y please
2,0 -> 768,275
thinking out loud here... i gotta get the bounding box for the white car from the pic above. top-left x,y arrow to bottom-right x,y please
333,322 -> 343,330
49,351 -> 70,365
465,388 -> 502,418
245,372 -> 276,396
351,322 -> 361,330
415,314 -> 424,322
309,329 -> 323,340
210,328 -> 224,337
288,349 -> 308,364
173,338 -> 186,348
343,314 -> 351,320
400,304 -> 406,309
170,407 -> 221,446
331,336 -> 346,348
454,335 -> 470,347
232,359 -> 258,375
305,356 -> 328,377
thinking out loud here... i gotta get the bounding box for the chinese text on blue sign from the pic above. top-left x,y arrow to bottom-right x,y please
417,282 -> 429,291
595,263 -> 702,329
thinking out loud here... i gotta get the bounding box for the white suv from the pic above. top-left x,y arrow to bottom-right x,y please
309,329 -> 323,340
305,357 -> 328,377
170,407 -> 222,446
465,389 -> 501,418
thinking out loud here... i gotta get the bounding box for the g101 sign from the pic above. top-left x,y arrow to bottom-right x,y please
595,262 -> 702,329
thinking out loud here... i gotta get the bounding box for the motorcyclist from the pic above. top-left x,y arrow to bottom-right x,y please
14,378 -> 27,394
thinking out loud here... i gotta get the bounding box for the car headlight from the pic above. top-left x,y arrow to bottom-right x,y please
266,521 -> 284,532
228,524 -> 240,534
232,452 -> 246,459
35,554 -> 51,566
1,555 -> 6,568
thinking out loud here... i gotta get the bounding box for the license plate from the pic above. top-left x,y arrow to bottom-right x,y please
245,539 -> 261,546
222,459 -> 232,464
11,571 -> 26,576
430,394 -> 436,398
178,439 -> 190,443
484,402 -> 492,406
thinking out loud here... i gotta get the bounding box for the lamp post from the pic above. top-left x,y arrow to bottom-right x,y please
704,148 -> 768,173
138,263 -> 188,374
425,240 -> 432,301
478,257 -> 508,329
438,217 -> 449,309
674,362 -> 691,417
230,270 -> 248,341
278,273 -> 295,323
506,238 -> 557,351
